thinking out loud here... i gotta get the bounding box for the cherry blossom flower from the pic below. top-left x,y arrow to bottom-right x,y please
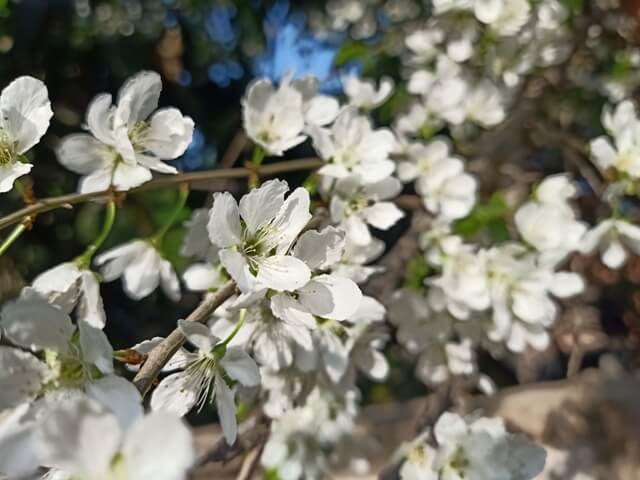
38,396 -> 194,480
207,179 -> 312,293
150,320 -> 260,444
94,240 -> 181,302
309,106 -> 396,184
0,292 -> 116,410
343,75 -> 394,109
32,262 -> 106,328
580,218 -> 640,269
0,76 -> 53,193
57,71 -> 194,193
329,175 -> 404,246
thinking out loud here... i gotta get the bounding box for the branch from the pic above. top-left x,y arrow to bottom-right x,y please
132,281 -> 238,395
0,157 -> 323,233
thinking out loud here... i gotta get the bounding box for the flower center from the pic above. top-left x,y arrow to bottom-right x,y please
129,120 -> 149,152
0,130 -> 16,165
185,353 -> 220,411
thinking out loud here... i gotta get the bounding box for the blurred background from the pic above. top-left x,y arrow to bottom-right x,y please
2,1 -> 640,477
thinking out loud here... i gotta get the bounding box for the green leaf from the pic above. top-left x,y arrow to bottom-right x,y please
403,255 -> 430,291
334,40 -> 370,67
453,192 -> 510,241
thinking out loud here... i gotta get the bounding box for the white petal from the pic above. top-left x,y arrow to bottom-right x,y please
111,162 -> 153,191
355,348 -> 389,380
298,274 -> 362,321
150,372 -> 197,417
116,70 -> 162,125
270,292 -> 316,329
239,179 -> 288,235
86,93 -> 115,145
548,272 -> 584,298
220,347 -> 261,386
0,76 -> 52,154
0,403 -> 39,477
78,319 -> 113,375
38,400 -> 121,478
178,319 -> 217,352
293,226 -> 345,270
122,411 -> 194,479
0,294 -> 73,352
56,134 -> 110,175
363,202 -> 404,230
183,263 -> 223,292
208,192 -> 242,248
434,411 -> 467,445
94,240 -> 145,281
270,187 -> 312,254
135,153 -> 178,174
86,376 -> 142,428
305,96 -> 340,126
0,162 -> 32,193
602,239 -> 627,269
219,249 -> 256,293
214,376 -> 237,445
78,167 -> 113,193
77,270 -> 106,329
120,244 -> 162,300
144,107 -> 194,159
160,258 -> 181,302
320,331 -> 349,382
255,255 -> 311,292
0,347 -> 47,409
475,0 -> 503,24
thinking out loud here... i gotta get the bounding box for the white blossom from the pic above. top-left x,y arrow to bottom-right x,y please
309,106 -> 396,184
94,240 -> 181,302
37,396 -> 194,480
207,179 -> 312,293
400,412 -> 546,480
329,175 -> 404,246
32,262 -> 106,328
343,75 -> 394,109
57,71 -> 193,193
0,76 -> 53,193
150,320 -> 260,444
580,218 -> 640,269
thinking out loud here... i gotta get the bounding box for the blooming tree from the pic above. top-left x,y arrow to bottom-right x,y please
0,0 -> 638,478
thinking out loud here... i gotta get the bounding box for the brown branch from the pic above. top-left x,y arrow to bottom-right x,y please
0,157 -> 323,233
132,281 -> 238,396
220,130 -> 249,168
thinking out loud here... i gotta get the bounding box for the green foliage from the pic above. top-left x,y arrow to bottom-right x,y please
403,255 -> 430,291
453,192 -> 510,242
264,468 -> 281,480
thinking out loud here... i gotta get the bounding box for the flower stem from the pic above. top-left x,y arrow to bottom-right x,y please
150,183 -> 190,248
249,146 -> 266,188
221,308 -> 247,347
75,200 -> 117,269
0,222 -> 27,257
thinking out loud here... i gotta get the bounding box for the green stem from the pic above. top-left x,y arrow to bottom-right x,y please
0,223 -> 27,257
249,146 -> 266,189
251,146 -> 265,167
75,200 -> 117,269
150,184 -> 190,248
221,308 -> 246,347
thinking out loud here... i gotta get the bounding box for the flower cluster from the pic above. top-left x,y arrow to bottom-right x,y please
4,0 -> 633,473
400,412 -> 546,480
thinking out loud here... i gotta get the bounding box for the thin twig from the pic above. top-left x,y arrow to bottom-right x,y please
132,281 -> 238,395
236,443 -> 264,480
0,222 -> 28,257
220,130 -> 249,168
0,158 -> 323,233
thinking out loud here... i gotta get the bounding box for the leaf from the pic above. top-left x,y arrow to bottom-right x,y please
453,192 -> 510,241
